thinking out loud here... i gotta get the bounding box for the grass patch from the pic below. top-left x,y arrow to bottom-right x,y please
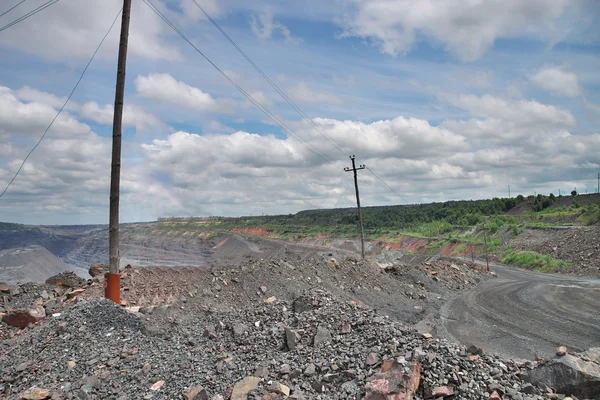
501,248 -> 570,272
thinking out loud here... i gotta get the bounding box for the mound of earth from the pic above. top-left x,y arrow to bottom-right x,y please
508,227 -> 600,277
0,289 -> 553,399
80,256 -> 489,325
0,246 -> 87,285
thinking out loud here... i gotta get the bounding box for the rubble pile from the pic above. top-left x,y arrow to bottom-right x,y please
3,283 -> 597,400
509,227 -> 600,277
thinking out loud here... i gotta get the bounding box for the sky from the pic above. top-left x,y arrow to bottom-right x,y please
1,0 -> 600,225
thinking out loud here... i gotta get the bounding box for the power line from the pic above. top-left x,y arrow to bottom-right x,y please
143,0 -> 334,164
365,166 -> 407,201
0,8 -> 123,200
190,0 -> 351,157
191,1 -> 407,204
0,0 -> 59,33
0,0 -> 26,19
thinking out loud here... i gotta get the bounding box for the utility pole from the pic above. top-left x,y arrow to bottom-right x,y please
508,185 -> 511,198
106,0 -> 132,304
344,155 -> 366,260
597,173 -> 599,194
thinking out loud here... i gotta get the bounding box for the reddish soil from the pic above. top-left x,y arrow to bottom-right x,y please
229,228 -> 271,236
377,235 -> 432,252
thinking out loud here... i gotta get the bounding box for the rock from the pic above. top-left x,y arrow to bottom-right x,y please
313,325 -> 331,346
521,383 -> 536,394
366,352 -> 380,366
292,296 -> 311,314
341,380 -> 359,394
365,360 -> 421,400
489,390 -> 502,399
285,328 -> 296,351
266,382 -> 290,396
264,296 -> 276,303
467,344 -> 484,355
232,323 -> 248,338
88,264 -> 106,277
184,385 -> 209,400
0,281 -> 9,293
431,386 -> 455,398
230,376 -> 261,400
3,306 -> 46,328
556,346 -> 567,356
20,387 -> 51,400
150,380 -> 165,391
280,364 -> 291,374
203,325 -> 218,339
67,361 -> 76,369
304,363 -> 316,376
45,271 -> 85,288
523,348 -> 600,398
422,333 -> 433,339
260,286 -> 267,293
16,360 -> 32,372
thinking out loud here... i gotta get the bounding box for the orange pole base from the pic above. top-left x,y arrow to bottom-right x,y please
104,273 -> 121,304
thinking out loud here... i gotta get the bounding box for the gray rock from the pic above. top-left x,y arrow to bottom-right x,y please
285,328 -> 296,351
523,348 -> 600,398
313,325 -> 331,346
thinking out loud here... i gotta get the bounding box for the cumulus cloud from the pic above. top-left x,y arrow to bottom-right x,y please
440,93 -> 576,128
79,101 -> 163,130
339,0 -> 569,61
134,73 -> 233,113
2,79 -> 599,224
530,66 -> 581,97
0,0 -> 181,61
250,10 -> 302,43
0,86 -> 90,138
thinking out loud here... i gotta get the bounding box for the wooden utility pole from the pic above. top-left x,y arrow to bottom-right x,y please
597,173 -> 599,194
106,0 -> 132,304
344,155 -> 366,260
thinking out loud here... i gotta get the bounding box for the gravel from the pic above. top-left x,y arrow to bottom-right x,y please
0,288 -> 554,400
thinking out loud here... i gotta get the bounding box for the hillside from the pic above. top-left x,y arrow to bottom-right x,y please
0,245 -> 86,284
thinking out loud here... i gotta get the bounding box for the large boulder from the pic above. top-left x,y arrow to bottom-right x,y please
88,264 -> 106,278
45,271 -> 85,288
2,305 -> 46,328
523,347 -> 600,398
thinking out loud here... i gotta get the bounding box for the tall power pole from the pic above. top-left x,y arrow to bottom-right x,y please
597,173 -> 599,194
106,0 -> 132,304
344,155 -> 366,260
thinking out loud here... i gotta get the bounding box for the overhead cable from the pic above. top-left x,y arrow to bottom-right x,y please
0,8 -> 123,199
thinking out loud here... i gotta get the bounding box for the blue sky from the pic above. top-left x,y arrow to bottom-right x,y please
1,0 -> 600,224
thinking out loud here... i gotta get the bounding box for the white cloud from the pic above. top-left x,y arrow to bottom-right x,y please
0,0 -> 181,61
441,93 -> 576,128
339,0 -> 569,61
250,10 -> 302,44
15,86 -> 68,109
134,73 -> 233,113
530,66 -> 581,97
79,101 -> 163,130
290,82 -> 344,105
0,86 -> 90,138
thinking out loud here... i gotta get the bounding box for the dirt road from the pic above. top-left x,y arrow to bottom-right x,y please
438,261 -> 600,360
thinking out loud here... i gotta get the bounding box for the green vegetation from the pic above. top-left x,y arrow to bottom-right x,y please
578,201 -> 600,225
501,248 -> 570,273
